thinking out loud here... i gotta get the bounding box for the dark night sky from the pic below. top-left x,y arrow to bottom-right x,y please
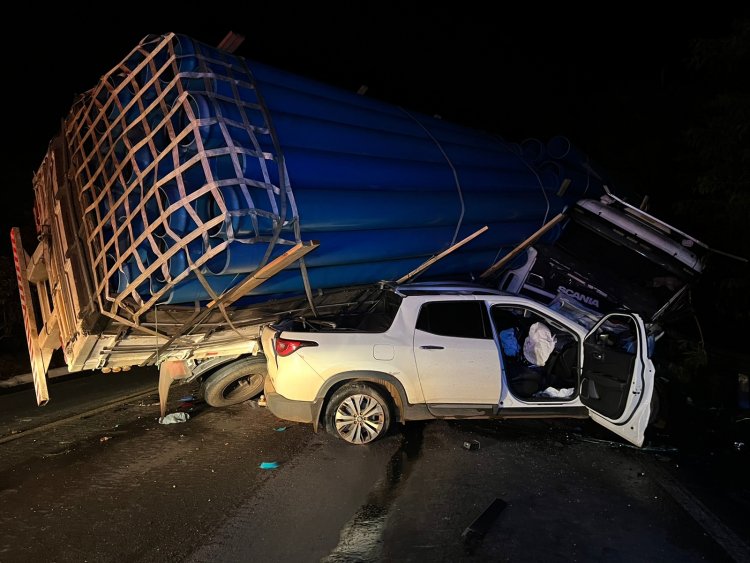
2,5 -> 747,260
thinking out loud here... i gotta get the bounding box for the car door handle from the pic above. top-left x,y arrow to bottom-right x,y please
420,345 -> 444,350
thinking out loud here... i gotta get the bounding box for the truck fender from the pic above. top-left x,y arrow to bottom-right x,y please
188,355 -> 242,382
312,371 -> 409,432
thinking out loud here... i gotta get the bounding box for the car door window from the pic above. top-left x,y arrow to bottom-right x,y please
416,301 -> 490,339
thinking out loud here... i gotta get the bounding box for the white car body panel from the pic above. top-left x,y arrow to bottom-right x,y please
413,328 -> 501,404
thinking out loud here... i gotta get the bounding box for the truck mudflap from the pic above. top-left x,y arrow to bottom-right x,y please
158,360 -> 192,419
11,227 -> 52,405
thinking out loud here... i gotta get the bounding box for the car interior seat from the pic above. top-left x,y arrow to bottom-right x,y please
544,340 -> 578,389
497,324 -> 548,397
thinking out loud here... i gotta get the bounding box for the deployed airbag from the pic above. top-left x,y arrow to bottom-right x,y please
523,322 -> 557,366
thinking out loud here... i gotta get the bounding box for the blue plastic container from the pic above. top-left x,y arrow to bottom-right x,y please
70,32 -> 610,307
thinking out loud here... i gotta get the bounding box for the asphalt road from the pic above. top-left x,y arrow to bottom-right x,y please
0,371 -> 748,562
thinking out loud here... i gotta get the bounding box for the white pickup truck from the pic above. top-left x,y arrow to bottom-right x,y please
260,282 -> 656,446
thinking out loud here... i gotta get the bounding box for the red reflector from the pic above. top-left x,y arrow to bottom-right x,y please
275,337 -> 317,357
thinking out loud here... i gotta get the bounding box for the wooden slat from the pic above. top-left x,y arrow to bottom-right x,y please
11,228 -> 50,406
396,226 -> 489,285
479,213 -> 566,280
217,31 -> 245,53
208,240 -> 320,309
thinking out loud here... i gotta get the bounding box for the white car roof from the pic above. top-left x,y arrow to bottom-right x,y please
394,281 -> 506,296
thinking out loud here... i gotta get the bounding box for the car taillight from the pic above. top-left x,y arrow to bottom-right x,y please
275,337 -> 318,357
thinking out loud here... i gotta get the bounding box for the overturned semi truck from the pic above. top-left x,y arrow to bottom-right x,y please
13,32 -> 615,414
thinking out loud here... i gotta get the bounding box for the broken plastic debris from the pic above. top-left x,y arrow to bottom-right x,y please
159,412 -> 191,425
463,439 -> 480,451
274,426 -> 287,432
259,461 -> 279,470
99,436 -> 112,443
257,395 -> 267,407
179,395 -> 196,402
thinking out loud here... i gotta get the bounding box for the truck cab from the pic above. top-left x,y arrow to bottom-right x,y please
496,190 -> 708,323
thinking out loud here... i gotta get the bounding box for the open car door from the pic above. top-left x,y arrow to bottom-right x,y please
580,312 -> 655,447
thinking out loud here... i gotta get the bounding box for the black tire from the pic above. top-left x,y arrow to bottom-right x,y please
202,356 -> 267,408
324,382 -> 391,445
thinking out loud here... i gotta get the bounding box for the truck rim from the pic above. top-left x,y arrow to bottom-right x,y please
222,373 -> 263,401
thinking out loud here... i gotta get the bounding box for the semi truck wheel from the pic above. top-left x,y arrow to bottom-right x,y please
202,356 -> 267,407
